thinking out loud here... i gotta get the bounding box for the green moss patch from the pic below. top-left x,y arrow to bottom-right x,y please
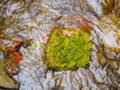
43,28 -> 92,71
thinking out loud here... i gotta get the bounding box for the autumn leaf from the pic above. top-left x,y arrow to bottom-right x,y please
63,30 -> 74,37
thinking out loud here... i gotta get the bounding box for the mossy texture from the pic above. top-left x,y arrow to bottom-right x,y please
44,28 -> 92,71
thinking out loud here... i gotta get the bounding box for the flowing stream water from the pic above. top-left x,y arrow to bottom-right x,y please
0,0 -> 120,90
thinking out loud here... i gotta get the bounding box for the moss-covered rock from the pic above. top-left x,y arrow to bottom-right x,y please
43,28 -> 92,71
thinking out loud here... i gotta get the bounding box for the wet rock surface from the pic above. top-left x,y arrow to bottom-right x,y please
0,0 -> 120,90
0,60 -> 18,89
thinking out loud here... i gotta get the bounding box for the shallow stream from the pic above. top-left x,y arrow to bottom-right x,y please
0,0 -> 120,90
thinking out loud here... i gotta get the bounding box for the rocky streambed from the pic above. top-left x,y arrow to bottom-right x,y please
0,0 -> 120,90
